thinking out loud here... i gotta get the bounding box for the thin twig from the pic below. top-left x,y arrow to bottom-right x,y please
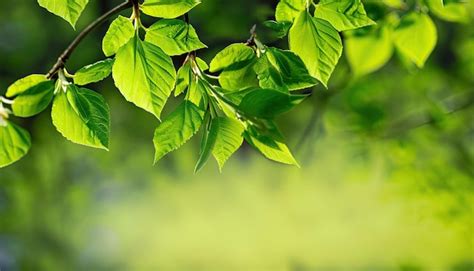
382,93 -> 474,138
46,0 -> 133,79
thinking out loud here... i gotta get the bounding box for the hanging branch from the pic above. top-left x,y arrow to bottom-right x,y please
46,0 -> 134,79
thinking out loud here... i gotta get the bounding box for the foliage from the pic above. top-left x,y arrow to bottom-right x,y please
0,1 -> 473,269
0,0 -> 470,170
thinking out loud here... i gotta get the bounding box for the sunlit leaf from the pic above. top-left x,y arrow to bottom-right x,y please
6,74 -> 48,97
102,16 -> 135,57
6,74 -> 54,117
113,34 -> 176,118
51,84 -> 110,150
74,59 -> 114,85
141,0 -> 201,19
219,60 -> 259,91
37,0 -> 89,28
195,116 -> 219,173
244,122 -> 298,166
209,43 -> 256,73
383,0 -> 405,8
426,0 -> 469,23
289,11 -> 343,87
153,101 -> 204,163
12,81 -> 55,117
275,0 -> 306,22
212,117 -> 244,171
254,47 -> 318,91
345,25 -> 394,77
175,57 -> 208,96
0,121 -> 31,168
145,19 -> 207,56
314,0 -> 376,31
393,13 -> 437,68
209,44 -> 259,90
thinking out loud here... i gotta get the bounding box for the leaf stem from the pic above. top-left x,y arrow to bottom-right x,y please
0,97 -> 14,105
204,74 -> 219,80
46,0 -> 133,79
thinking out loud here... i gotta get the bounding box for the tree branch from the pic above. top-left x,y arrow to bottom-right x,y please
46,0 -> 133,79
382,93 -> 474,138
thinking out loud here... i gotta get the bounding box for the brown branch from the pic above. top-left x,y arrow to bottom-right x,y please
46,0 -> 133,79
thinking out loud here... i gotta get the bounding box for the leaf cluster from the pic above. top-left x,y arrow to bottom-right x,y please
0,0 -> 469,170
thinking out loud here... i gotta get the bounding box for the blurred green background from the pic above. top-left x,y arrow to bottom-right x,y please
0,0 -> 473,270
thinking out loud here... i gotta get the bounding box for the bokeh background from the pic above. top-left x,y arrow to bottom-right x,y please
0,0 -> 473,270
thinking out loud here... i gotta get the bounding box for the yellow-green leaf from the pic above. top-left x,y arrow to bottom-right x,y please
51,84 -> 110,150
145,19 -> 207,56
141,0 -> 201,19
212,117 -> 244,171
394,13 -> 437,68
6,74 -> 48,97
74,59 -> 114,85
345,25 -> 394,77
426,0 -> 470,23
12,81 -> 55,117
37,0 -> 89,28
112,34 -> 176,118
289,11 -> 343,87
244,123 -> 298,166
275,0 -> 306,22
102,16 -> 135,57
209,43 -> 256,73
0,121 -> 31,168
153,101 -> 204,163
314,0 -> 376,31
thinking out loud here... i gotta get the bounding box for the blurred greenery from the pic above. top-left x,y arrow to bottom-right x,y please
0,0 -> 473,270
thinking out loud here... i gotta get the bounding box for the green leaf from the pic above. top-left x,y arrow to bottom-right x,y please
314,0 -> 376,31
263,20 -> 292,38
175,57 -> 208,96
209,43 -> 256,73
345,25 -> 394,77
6,74 -> 48,97
238,88 -> 307,119
383,0 -> 405,8
212,117 -> 244,171
209,44 -> 259,90
195,117 -> 219,173
426,0 -> 469,23
187,78 -> 209,108
141,0 -> 201,19
51,84 -> 110,150
275,0 -> 306,22
6,74 -> 54,117
254,56 -> 286,92
12,81 -> 55,117
0,121 -> 31,168
289,11 -> 343,87
244,122 -> 298,166
222,88 -> 256,105
102,16 -> 135,57
175,63 -> 193,96
393,13 -> 437,68
219,60 -> 259,91
37,0 -> 89,28
254,47 -> 318,91
113,34 -> 176,118
145,19 -> 207,56
74,59 -> 114,85
153,101 -> 204,163
209,44 -> 258,90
